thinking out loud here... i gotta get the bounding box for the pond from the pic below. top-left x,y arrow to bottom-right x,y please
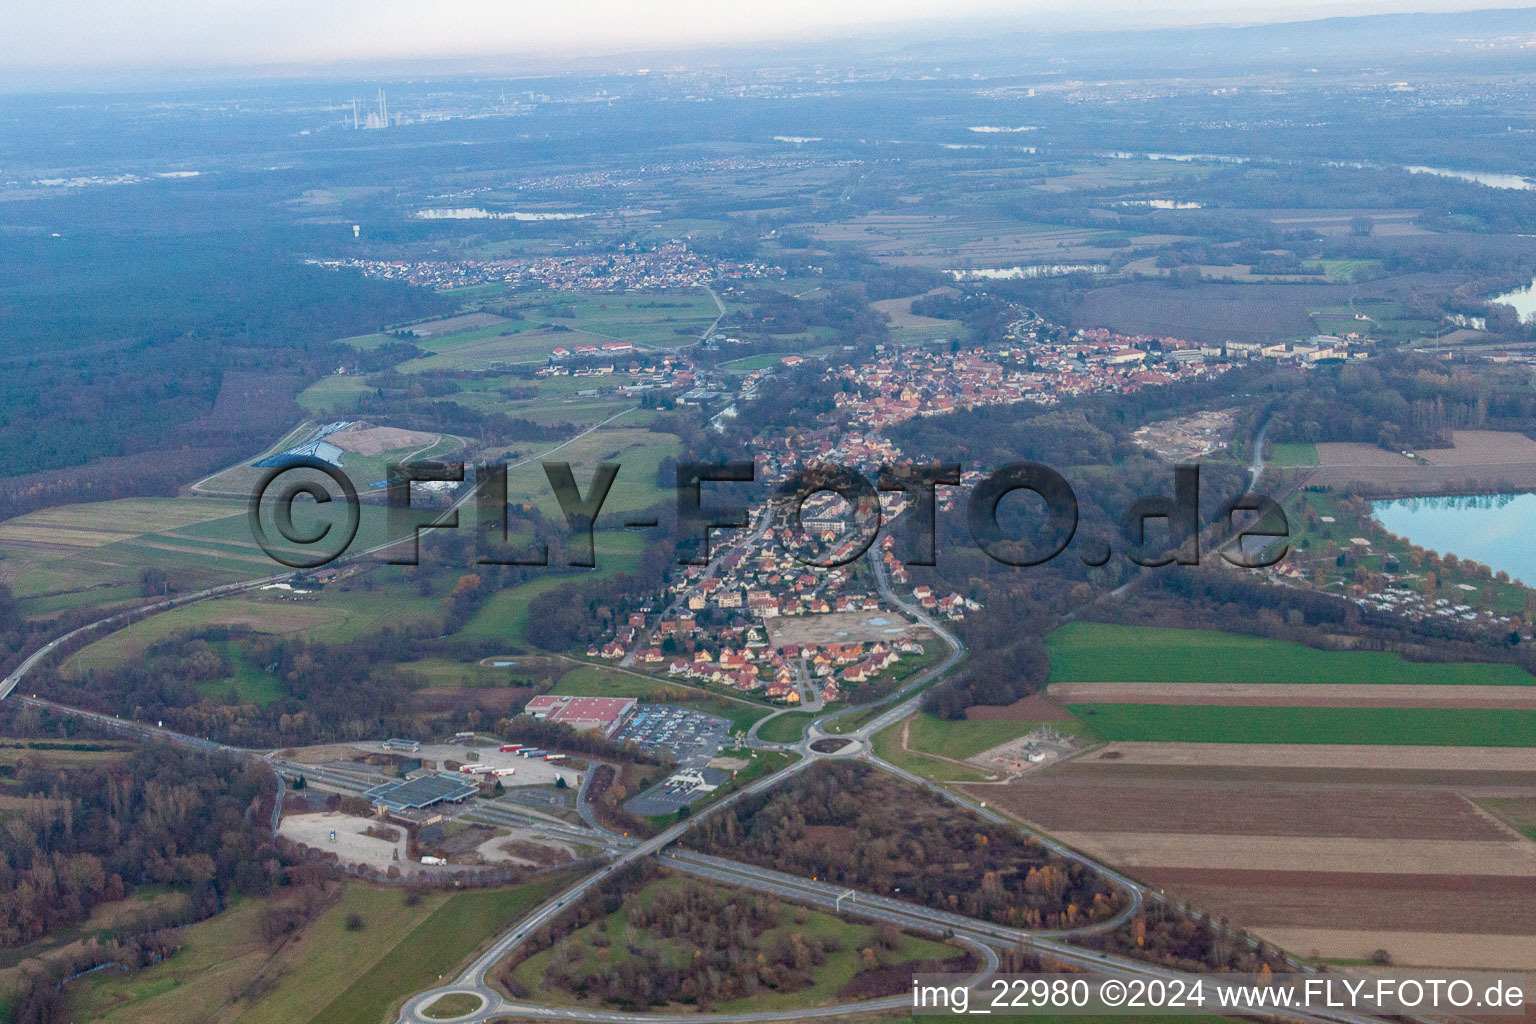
1490,275 -> 1536,323
1371,493 -> 1536,586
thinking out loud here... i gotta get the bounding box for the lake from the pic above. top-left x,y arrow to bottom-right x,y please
1372,493 -> 1536,585
1491,276 -> 1536,323
1405,165 -> 1536,190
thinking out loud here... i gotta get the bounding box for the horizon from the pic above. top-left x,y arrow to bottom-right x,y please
3,0 -> 1532,91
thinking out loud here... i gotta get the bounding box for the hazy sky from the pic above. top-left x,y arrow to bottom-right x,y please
4,0 -> 1519,76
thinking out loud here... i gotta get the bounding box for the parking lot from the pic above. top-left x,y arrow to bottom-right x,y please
616,705 -> 735,816
278,810 -> 421,874
350,741 -> 581,787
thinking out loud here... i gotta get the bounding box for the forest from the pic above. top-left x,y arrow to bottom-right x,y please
0,233 -> 446,521
1260,353 -> 1536,450
687,761 -> 1125,930
0,733 -> 281,952
1081,899 -> 1289,974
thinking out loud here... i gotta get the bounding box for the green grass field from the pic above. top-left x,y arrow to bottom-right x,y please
755,710 -> 817,743
397,326 -> 590,371
1046,623 -> 1535,686
309,879 -> 565,1024
1067,703 -> 1536,746
195,641 -> 287,706
904,714 -> 1031,760
494,426 -> 678,521
422,993 -> 483,1019
64,585 -> 443,676
821,704 -> 883,735
509,290 -> 721,346
296,375 -> 376,415
716,353 -> 789,373
1476,797 -> 1536,841
462,530 -> 648,646
1267,441 -> 1319,467
1303,258 -> 1379,282
870,718 -> 994,783
69,876 -> 568,1024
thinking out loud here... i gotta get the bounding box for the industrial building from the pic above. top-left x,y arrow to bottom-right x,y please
522,695 -> 637,738
365,772 -> 478,812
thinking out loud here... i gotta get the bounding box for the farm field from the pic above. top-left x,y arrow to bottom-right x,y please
973,738 -> 1536,969
1062,740 -> 1536,776
1,497 -> 256,616
397,326 -> 600,371
9,420 -> 664,623
493,425 -> 679,520
1267,441 -> 1318,466
1308,429 -> 1536,493
507,289 -> 722,345
0,738 -> 135,774
1045,622 -> 1535,686
809,213 -> 1128,269
1060,280 -> 1341,345
1019,595 -> 1536,970
1479,797 -> 1536,840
